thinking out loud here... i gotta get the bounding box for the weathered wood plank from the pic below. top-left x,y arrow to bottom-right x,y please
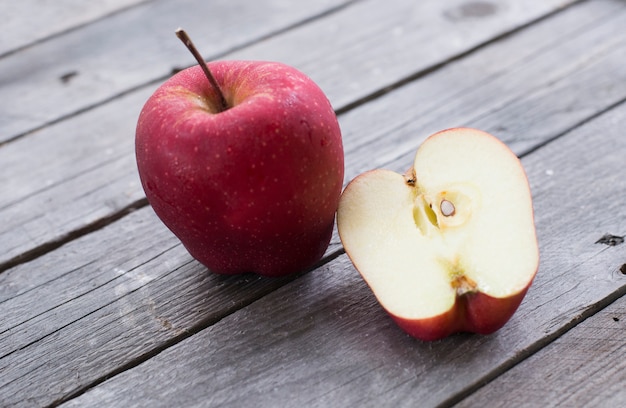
0,87 -> 152,271
0,0 -> 149,57
0,0 -> 576,143
59,102 -> 626,407
338,0 -> 626,180
0,207 -> 300,407
2,0 -> 623,273
225,0 -> 584,112
0,0 -> 356,144
456,295 -> 626,407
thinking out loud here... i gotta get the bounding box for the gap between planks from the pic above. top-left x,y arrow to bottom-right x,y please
0,198 -> 147,272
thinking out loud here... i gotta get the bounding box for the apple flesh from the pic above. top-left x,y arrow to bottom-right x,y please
136,61 -> 344,277
337,128 -> 538,341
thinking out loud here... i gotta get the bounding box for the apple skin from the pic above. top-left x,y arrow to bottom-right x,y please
136,61 -> 344,277
390,288 -> 530,341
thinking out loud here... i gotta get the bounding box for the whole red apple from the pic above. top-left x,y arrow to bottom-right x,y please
136,60 -> 344,277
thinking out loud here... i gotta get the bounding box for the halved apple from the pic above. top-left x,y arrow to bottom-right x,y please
337,128 -> 539,341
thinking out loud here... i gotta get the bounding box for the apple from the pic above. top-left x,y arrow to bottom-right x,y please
337,128 -> 538,341
135,31 -> 344,277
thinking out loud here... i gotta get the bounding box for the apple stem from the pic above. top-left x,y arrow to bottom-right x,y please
175,28 -> 229,112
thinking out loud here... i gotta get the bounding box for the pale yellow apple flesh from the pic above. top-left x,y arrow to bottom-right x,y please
337,128 -> 538,337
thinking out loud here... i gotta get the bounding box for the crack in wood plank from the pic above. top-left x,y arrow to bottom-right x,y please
0,198 -> 148,273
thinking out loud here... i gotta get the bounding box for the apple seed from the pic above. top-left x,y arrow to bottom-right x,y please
440,199 -> 455,217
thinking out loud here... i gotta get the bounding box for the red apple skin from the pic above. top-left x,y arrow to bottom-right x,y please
136,61 -> 344,277
388,287 -> 532,341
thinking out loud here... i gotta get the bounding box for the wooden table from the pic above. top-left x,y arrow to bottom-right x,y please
2,0 -> 625,406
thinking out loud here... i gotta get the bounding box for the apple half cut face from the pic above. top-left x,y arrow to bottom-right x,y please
337,128 -> 539,341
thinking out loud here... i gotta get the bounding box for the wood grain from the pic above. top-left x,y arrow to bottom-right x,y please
1,0 -> 623,273
0,0 -> 148,57
0,0 -> 356,143
338,0 -> 626,180
456,295 -> 626,407
61,102 -> 626,408
0,0 -> 576,143
0,208 -> 302,407
222,0 -> 583,112
0,87 -> 152,271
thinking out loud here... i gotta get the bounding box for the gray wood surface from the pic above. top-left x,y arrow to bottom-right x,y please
61,103 -> 626,407
0,0 -> 354,143
1,0 -> 617,273
338,0 -> 626,179
0,208 -> 297,407
0,0 -> 148,57
1,0 -> 625,406
456,295 -> 626,407
222,0 -> 581,112
0,87 -> 151,271
0,0 -> 575,144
